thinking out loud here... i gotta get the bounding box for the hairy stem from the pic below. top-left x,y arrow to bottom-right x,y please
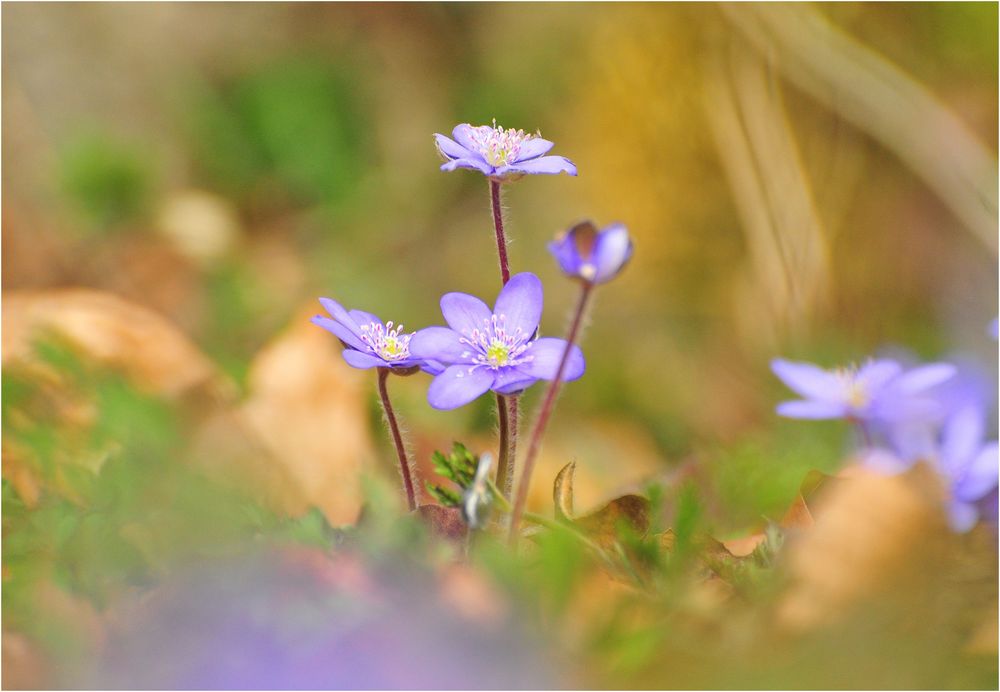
490,179 -> 511,286
377,367 -> 417,512
509,282 -> 595,544
494,394 -> 519,500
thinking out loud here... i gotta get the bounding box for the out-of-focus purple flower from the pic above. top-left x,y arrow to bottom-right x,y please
857,403 -> 998,533
548,221 -> 633,285
434,121 -> 577,182
989,317 -> 998,340
771,358 -> 955,422
410,273 -> 585,410
312,298 -> 435,372
936,404 -> 999,531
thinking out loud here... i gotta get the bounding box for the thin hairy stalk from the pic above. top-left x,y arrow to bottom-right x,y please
376,367 -> 417,511
509,282 -> 594,544
490,180 -> 511,286
494,394 -> 520,499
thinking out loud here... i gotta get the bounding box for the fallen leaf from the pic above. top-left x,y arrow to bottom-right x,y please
240,304 -> 374,526
776,463 -> 947,631
2,289 -> 230,401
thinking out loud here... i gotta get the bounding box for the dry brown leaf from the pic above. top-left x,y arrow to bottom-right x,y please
550,461 -> 650,551
240,305 -> 375,526
721,483 -> 817,557
2,289 -> 230,401
776,463 -> 947,631
2,289 -> 234,506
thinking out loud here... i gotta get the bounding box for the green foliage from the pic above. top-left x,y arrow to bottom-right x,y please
425,442 -> 479,507
185,57 -> 371,208
58,132 -> 153,232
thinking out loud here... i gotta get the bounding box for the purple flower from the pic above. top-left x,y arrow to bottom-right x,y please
936,404 -> 998,531
857,404 -> 998,533
771,358 -> 955,422
434,121 -> 577,182
311,298 -> 437,372
410,273 -> 585,410
548,221 -> 633,285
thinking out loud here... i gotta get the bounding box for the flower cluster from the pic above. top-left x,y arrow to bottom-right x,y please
773,352 -> 998,532
312,120 -> 631,525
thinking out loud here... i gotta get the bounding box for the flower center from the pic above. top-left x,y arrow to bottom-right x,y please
459,313 -> 534,371
360,321 -> 412,362
468,120 -> 533,167
836,367 -> 869,408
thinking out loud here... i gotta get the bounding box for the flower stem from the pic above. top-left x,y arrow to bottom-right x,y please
376,367 -> 417,512
494,394 -> 519,500
490,180 -> 511,286
509,282 -> 595,545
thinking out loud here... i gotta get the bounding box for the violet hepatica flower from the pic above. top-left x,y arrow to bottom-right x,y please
409,273 -> 585,410
935,404 -> 998,531
434,121 -> 577,182
548,221 -> 633,285
771,358 -> 955,423
312,298 -> 438,372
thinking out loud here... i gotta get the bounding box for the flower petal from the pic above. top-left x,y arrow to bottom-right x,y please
310,315 -> 367,352
452,124 -> 479,150
494,272 -> 543,337
409,326 -> 469,363
514,137 -> 554,161
775,400 -> 846,419
492,367 -> 537,395
941,405 -> 984,473
947,500 -> 979,533
955,442 -> 999,501
857,359 -> 903,392
427,365 -> 495,410
434,133 -> 473,161
505,155 -> 577,176
894,363 -> 956,395
548,232 -> 583,277
348,309 -> 381,328
341,349 -> 384,370
421,359 -> 446,376
441,158 -> 492,175
520,338 -> 585,382
771,359 -> 840,401
593,223 -> 634,283
319,298 -> 362,336
440,292 -> 493,336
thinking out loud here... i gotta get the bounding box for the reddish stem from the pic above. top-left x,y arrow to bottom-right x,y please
490,180 -> 511,286
509,282 -> 594,544
377,367 -> 417,511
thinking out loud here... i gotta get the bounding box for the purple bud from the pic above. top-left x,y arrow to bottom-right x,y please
548,221 -> 633,285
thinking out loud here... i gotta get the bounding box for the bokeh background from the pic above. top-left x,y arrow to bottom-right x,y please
3,3 -> 997,689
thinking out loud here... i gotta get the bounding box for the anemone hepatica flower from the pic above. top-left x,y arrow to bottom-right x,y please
410,273 -> 585,410
434,121 -> 577,182
312,298 -> 435,372
548,221 -> 633,285
935,404 -> 999,531
771,358 -> 955,422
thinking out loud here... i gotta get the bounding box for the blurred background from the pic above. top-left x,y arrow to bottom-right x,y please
3,3 -> 997,689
